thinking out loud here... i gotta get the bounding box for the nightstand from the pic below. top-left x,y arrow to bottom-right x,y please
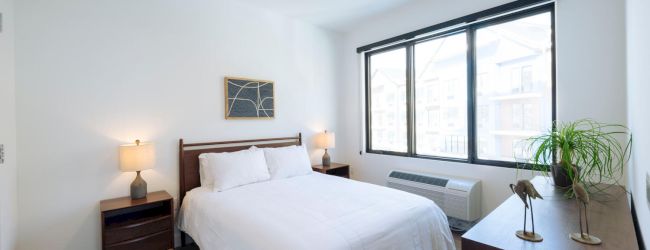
100,191 -> 174,250
312,163 -> 350,178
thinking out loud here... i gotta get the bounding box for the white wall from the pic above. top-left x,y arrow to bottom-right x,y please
0,0 -> 17,248
338,0 -> 627,216
627,0 -> 650,246
14,0 -> 342,249
556,0 -> 627,124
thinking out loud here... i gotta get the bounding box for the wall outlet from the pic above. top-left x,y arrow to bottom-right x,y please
0,144 -> 4,165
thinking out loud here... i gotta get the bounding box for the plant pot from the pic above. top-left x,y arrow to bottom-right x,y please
551,164 -> 573,188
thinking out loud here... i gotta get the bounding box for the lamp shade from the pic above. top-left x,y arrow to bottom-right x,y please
315,131 -> 336,149
119,140 -> 155,172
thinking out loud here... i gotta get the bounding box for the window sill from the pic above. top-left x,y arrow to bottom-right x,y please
364,150 -> 537,170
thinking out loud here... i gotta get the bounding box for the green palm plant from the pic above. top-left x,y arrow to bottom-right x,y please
524,119 -> 632,194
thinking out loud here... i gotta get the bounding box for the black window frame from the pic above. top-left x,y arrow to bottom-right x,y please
363,1 -> 556,169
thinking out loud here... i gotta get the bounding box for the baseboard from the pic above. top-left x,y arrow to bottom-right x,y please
631,195 -> 646,250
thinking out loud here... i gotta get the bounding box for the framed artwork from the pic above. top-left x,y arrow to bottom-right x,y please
224,77 -> 275,119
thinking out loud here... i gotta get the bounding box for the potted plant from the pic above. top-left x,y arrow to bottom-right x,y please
523,119 -> 632,192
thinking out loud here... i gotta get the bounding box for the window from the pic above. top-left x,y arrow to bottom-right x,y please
368,48 -> 407,153
363,2 -> 555,167
477,105 -> 489,129
415,32 -> 468,158
521,66 -> 534,92
476,73 -> 488,96
475,12 -> 553,162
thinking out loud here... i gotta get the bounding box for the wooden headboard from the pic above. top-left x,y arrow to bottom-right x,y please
178,133 -> 302,204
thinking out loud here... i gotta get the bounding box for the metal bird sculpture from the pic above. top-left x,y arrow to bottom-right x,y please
510,179 -> 543,242
570,166 -> 602,245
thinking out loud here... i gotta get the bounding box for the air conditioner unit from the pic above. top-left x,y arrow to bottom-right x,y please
386,170 -> 481,231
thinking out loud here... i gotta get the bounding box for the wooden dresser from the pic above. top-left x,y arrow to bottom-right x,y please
100,191 -> 174,250
462,176 -> 638,249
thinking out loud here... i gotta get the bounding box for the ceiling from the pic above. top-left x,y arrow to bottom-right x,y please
237,0 -> 416,32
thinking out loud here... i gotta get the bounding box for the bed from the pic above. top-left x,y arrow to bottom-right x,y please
177,134 -> 455,250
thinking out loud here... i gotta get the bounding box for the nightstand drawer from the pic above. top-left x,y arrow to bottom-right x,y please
105,215 -> 172,245
101,191 -> 174,250
105,229 -> 172,250
325,167 -> 349,178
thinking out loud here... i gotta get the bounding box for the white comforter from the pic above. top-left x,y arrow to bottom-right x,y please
178,173 -> 455,250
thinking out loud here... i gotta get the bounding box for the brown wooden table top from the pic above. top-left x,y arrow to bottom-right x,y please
462,176 -> 638,250
311,162 -> 349,170
100,190 -> 172,212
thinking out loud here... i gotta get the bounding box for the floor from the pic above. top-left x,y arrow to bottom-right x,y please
175,243 -> 199,250
177,234 -> 463,250
454,232 -> 462,249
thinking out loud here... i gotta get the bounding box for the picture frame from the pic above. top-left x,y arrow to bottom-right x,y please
224,76 -> 275,119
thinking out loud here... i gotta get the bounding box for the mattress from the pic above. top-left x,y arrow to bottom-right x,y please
178,173 -> 455,250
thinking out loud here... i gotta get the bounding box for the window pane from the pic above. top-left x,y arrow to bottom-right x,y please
369,48 -> 407,152
414,33 -> 468,158
475,12 -> 553,162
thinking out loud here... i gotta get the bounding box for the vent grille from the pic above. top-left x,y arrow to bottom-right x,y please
389,171 -> 449,187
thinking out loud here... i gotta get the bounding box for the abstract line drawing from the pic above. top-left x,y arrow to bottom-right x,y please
224,77 -> 274,119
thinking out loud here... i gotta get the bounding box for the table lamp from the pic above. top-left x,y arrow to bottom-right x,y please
119,140 -> 155,199
316,130 -> 335,166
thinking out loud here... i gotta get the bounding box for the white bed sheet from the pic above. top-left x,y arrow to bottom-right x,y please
178,173 -> 455,250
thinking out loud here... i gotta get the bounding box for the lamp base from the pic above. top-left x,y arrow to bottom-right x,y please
322,149 -> 331,166
131,171 -> 148,200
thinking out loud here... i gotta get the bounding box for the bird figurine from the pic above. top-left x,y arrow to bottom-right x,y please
510,179 -> 543,242
569,166 -> 602,245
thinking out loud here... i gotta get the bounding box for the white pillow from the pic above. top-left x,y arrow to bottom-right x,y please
199,147 -> 270,191
199,146 -> 259,187
198,156 -> 211,187
263,145 -> 313,179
